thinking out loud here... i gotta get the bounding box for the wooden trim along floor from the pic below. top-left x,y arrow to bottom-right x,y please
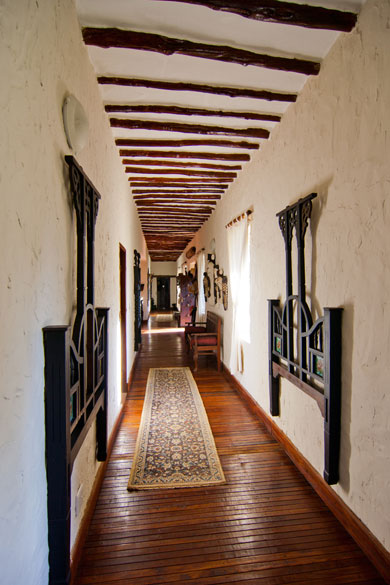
72,315 -> 388,585
224,367 -> 390,585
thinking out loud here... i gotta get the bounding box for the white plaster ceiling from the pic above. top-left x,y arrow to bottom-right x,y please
76,0 -> 366,260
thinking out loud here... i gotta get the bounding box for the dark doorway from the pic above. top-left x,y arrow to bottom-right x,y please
119,245 -> 127,394
157,277 -> 171,310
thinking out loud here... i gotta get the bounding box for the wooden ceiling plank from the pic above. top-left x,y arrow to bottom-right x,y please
129,178 -> 232,184
102,78 -> 297,103
135,197 -> 217,202
125,167 -> 236,177
147,240 -> 191,244
140,208 -> 211,213
147,245 -> 192,249
154,0 -> 357,32
132,189 -> 224,194
147,241 -> 192,244
139,213 -> 211,218
138,204 -> 213,209
120,149 -> 252,159
137,204 -> 217,208
141,217 -> 205,221
122,159 -> 242,170
106,103 -> 281,122
144,232 -> 198,236
134,195 -> 221,200
84,28 -> 320,75
111,118 -> 269,138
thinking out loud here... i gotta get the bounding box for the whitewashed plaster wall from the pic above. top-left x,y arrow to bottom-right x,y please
151,260 -> 178,275
0,1 -> 145,583
178,0 -> 390,552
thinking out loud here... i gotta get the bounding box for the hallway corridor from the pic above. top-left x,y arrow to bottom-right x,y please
73,314 -> 385,585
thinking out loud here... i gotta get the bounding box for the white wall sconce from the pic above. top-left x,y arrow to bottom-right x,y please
62,95 -> 89,154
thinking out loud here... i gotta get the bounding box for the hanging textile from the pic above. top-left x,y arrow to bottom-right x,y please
227,214 -> 251,373
196,251 -> 206,323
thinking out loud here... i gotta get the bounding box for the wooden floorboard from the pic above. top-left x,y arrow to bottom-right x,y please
73,314 -> 385,585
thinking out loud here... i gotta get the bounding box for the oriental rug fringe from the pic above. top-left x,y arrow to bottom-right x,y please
128,367 -> 225,490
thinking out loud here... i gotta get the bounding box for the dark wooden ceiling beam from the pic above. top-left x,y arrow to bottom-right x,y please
147,249 -> 192,253
137,205 -> 214,211
144,226 -> 197,229
144,235 -> 198,240
146,241 -> 192,244
133,191 -> 223,201
150,256 -> 182,260
136,201 -> 217,206
126,167 -> 236,178
84,28 -> 320,75
142,221 -> 203,225
132,189 -> 224,197
145,237 -> 194,242
147,244 -> 190,249
146,237 -> 193,241
120,149 -> 251,159
144,231 -> 198,236
122,159 -> 242,170
148,249 -> 187,254
106,103 -> 281,122
102,78 -> 297,103
142,224 -> 204,228
138,204 -> 214,212
134,194 -> 221,199
137,197 -> 216,203
155,0 -> 357,32
141,218 -> 211,223
147,245 -> 187,248
130,178 -> 232,184
141,215 -> 206,220
140,216 -> 211,221
111,118 -> 269,138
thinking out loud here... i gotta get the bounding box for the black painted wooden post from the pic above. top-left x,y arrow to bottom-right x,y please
268,299 -> 280,416
96,308 -> 109,461
323,307 -> 343,484
296,197 -> 313,381
43,326 -> 71,585
278,210 -> 295,373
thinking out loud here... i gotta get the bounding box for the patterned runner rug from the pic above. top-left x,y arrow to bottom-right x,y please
128,367 -> 225,490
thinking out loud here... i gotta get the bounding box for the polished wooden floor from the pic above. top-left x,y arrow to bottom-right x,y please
74,314 -> 385,585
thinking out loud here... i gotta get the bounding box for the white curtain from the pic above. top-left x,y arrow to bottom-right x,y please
196,251 -> 206,323
227,215 -> 250,374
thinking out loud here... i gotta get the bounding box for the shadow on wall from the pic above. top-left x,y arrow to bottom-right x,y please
308,177 -> 331,320
308,177 -> 352,493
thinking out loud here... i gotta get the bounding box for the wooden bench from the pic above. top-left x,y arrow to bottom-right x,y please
185,311 -> 222,372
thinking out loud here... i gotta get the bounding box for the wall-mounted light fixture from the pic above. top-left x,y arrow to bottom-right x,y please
62,95 -> 89,154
